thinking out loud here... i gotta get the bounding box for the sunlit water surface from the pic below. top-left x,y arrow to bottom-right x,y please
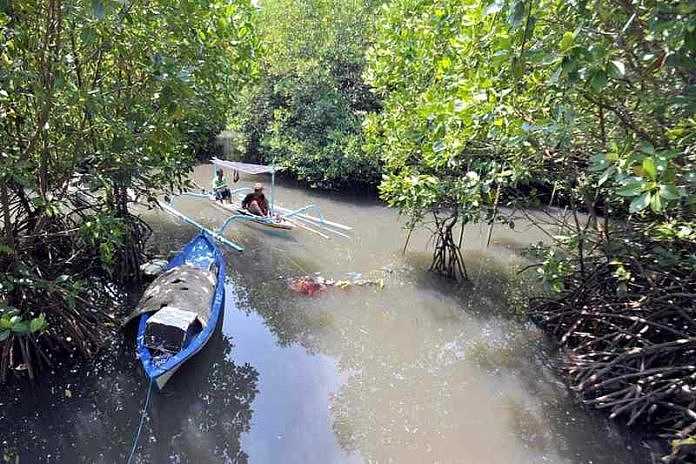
0,165 -> 653,463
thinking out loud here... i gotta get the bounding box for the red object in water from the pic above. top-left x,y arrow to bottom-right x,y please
288,277 -> 325,296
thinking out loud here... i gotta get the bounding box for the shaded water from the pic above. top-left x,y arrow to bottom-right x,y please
1,165 -> 653,463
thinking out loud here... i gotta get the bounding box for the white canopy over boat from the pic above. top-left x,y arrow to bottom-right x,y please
212,158 -> 280,175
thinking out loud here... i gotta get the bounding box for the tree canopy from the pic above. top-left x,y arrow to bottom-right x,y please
230,0 -> 382,189
366,0 -> 694,218
365,0 -> 695,276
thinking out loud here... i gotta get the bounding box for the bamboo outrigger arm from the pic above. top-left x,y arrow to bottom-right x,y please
277,204 -> 351,238
273,204 -> 352,232
158,200 -> 244,252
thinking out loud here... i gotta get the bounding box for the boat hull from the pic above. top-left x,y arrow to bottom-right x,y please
135,233 -> 226,389
209,198 -> 295,231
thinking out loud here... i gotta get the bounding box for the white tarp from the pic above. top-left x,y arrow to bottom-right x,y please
211,157 -> 280,175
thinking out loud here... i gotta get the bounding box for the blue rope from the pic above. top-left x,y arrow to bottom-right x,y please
126,379 -> 154,464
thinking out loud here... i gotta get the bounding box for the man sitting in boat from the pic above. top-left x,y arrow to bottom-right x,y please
212,168 -> 232,203
242,183 -> 270,216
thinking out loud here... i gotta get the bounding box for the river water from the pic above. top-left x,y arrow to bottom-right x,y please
0,165 -> 653,463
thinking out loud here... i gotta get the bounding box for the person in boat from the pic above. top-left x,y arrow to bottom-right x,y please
212,168 -> 232,203
242,183 -> 270,216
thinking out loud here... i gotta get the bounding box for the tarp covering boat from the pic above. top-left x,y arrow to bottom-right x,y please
124,264 -> 216,326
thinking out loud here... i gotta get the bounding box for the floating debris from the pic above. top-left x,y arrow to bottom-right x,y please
288,274 -> 385,296
288,276 -> 325,296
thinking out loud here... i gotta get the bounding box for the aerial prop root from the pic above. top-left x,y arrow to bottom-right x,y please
530,258 -> 696,461
429,212 -> 468,281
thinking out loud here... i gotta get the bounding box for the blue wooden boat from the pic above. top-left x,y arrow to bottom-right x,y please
135,233 -> 226,389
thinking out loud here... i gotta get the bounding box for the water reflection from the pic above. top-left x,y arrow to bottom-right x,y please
222,281 -> 360,463
141,330 -> 258,464
0,318 -> 258,464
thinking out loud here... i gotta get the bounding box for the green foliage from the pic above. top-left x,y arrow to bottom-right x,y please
537,249 -> 573,293
364,0 -> 541,224
0,308 -> 47,341
366,0 -> 695,253
1,0 -> 256,205
79,213 -> 126,266
1,0 -> 256,263
0,0 -> 256,378
230,0 -> 382,189
523,242 -> 574,293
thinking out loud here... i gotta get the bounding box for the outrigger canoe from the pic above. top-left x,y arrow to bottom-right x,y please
130,233 -> 226,389
158,159 -> 353,247
208,158 -> 353,239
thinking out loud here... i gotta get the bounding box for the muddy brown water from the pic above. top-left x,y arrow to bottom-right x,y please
1,165 -> 655,463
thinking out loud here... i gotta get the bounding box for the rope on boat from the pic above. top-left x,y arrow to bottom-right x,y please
126,379 -> 154,464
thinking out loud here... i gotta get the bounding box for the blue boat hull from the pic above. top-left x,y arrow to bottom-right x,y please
136,233 -> 226,389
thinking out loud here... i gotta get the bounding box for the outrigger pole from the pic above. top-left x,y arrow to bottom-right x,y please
158,201 -> 244,252
273,205 -> 352,232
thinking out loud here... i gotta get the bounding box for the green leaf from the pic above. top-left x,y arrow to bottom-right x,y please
30,315 -> 46,333
91,0 -> 104,19
437,56 -> 452,71
598,166 -> 616,186
0,331 -> 9,342
0,243 -> 13,256
639,142 -> 655,154
559,32 -> 574,53
659,184 -> 681,200
548,65 -> 562,84
629,192 -> 650,213
590,70 -> 608,91
432,140 -> 446,153
589,153 -> 609,171
642,157 -> 657,179
617,180 -> 644,197
511,57 -> 524,78
508,1 -> 526,28
686,29 -> 696,53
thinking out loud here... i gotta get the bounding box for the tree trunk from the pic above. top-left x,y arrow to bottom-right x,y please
430,212 -> 469,281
